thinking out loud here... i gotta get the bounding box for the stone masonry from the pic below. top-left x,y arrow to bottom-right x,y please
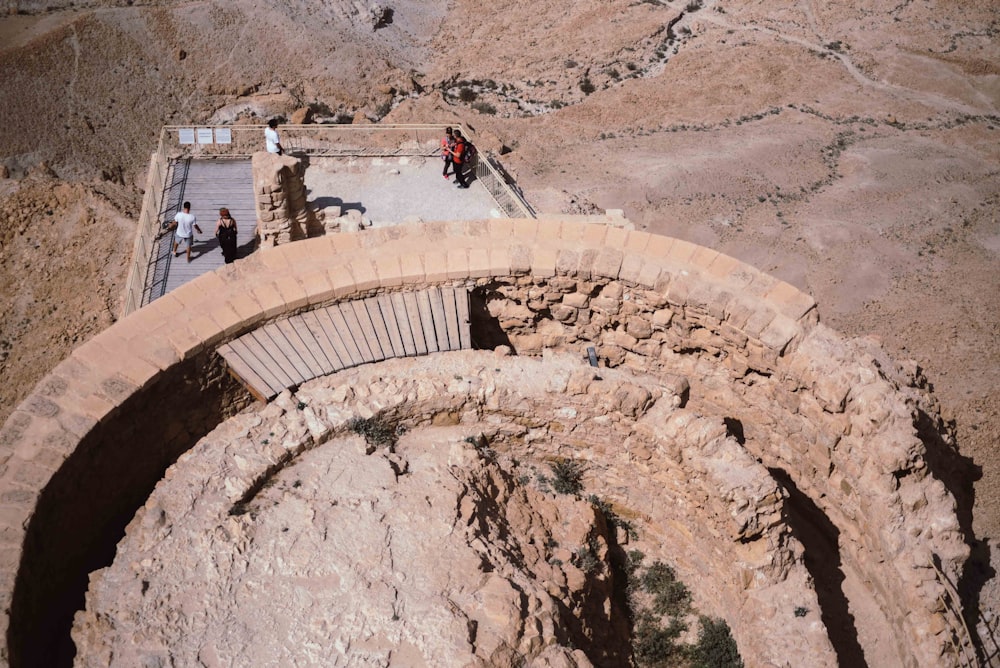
0,219 -> 975,667
251,151 -> 323,246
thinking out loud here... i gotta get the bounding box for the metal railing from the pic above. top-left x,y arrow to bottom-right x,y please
121,142 -> 169,316
473,153 -> 534,219
122,124 -> 535,317
158,124 -> 450,159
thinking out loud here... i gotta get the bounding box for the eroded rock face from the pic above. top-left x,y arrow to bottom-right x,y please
72,351 -> 833,667
73,424 -> 619,666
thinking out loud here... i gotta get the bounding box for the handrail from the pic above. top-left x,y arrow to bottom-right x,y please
473,153 -> 534,219
121,128 -> 169,317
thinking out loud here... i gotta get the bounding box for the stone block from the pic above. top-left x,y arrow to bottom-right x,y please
424,251 -> 449,283
510,245 -> 532,275
764,280 -> 817,321
536,220 -> 562,241
273,275 -> 310,311
158,321 -> 208,360
397,253 -> 426,283
665,272 -> 695,306
249,282 -> 287,319
652,308 -> 674,329
467,247 -> 491,279
227,292 -> 265,326
636,259 -> 663,289
372,255 -> 403,288
531,248 -> 558,278
619,253 -> 644,285
759,314 -> 801,354
577,249 -> 598,280
346,258 -> 379,293
512,219 -> 539,241
558,220 -> 588,244
550,304 -> 578,323
626,316 -> 653,340
296,270 -> 334,305
487,219 -> 515,240
690,245 -> 720,270
644,234 -> 675,259
488,247 -> 512,276
666,238 -> 699,265
624,231 -> 652,254
604,226 -> 629,249
186,314 -> 226,350
582,224 -> 608,248
592,248 -> 625,279
742,307 -> 777,340
704,252 -> 741,280
563,292 -> 590,309
206,302 -> 244,338
556,249 -> 580,276
326,264 -> 358,298
446,249 -> 470,280
326,232 -> 362,255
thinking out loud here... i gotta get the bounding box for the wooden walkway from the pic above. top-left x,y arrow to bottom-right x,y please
217,286 -> 472,401
144,159 -> 257,305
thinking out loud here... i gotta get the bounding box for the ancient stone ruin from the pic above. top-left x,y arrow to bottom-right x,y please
252,152 -> 323,246
0,219 -> 977,667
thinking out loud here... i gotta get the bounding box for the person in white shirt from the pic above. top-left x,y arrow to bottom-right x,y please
171,201 -> 202,263
265,119 -> 283,155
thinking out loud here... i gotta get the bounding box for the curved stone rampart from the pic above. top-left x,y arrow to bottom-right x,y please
0,219 -> 970,667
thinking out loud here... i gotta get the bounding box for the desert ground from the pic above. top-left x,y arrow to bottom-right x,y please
0,0 -> 997,662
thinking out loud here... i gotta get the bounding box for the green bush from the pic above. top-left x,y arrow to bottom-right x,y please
642,561 -> 691,617
634,613 -> 687,665
472,101 -> 497,115
691,616 -> 743,668
459,87 -> 477,102
549,460 -> 585,494
579,78 -> 596,95
347,415 -> 398,447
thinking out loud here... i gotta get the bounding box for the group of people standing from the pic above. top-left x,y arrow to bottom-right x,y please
441,127 -> 472,189
168,122 -> 475,267
169,201 -> 239,264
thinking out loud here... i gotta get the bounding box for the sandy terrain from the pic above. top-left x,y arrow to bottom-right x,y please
0,0 -> 997,660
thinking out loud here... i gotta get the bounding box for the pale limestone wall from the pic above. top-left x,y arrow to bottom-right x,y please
0,220 -> 971,667
251,151 -> 322,247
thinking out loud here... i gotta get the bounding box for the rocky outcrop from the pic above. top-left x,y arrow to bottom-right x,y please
72,352 -> 833,667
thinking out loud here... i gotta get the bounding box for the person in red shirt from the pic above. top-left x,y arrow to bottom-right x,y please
451,128 -> 469,189
441,127 -> 456,179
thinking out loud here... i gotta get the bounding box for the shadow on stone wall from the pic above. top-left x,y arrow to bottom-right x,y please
769,467 -> 868,668
8,354 -> 252,668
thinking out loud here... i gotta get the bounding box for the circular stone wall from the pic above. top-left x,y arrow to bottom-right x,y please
0,220 -> 973,667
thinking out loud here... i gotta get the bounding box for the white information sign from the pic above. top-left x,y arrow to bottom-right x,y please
215,128 -> 232,144
178,128 -> 195,145
196,128 -> 214,144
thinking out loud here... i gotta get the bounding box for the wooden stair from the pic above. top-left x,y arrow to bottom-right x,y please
217,286 -> 472,401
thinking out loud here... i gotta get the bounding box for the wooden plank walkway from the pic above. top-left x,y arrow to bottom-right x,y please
144,159 -> 257,305
217,287 -> 472,401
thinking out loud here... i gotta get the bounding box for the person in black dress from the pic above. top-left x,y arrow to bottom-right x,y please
215,207 -> 238,264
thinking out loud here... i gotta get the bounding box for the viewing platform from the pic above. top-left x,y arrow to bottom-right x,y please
125,124 -> 534,314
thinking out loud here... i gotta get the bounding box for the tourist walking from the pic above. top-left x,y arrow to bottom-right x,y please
170,201 -> 202,263
215,207 -> 238,264
265,119 -> 283,155
441,126 -> 456,179
452,129 -> 469,188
